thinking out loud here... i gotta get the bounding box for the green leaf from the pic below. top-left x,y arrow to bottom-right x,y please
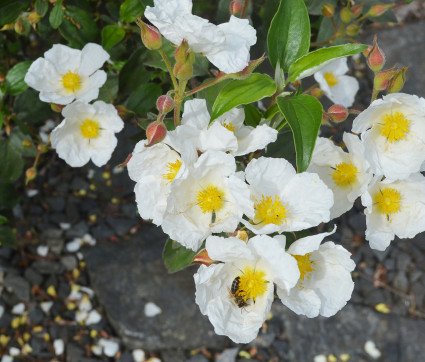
0,182 -> 19,210
14,89 -> 54,125
97,74 -> 119,103
118,48 -> 148,97
120,0 -> 151,23
288,43 -> 368,82
49,0 -> 63,29
0,215 -> 7,225
197,78 -> 231,114
126,83 -> 162,116
163,239 -> 199,274
9,128 -> 37,157
267,0 -> 310,71
244,104 -> 262,127
35,0 -> 49,17
60,6 -> 99,46
265,127 -> 295,161
102,25 -> 126,51
0,0 -> 31,26
276,95 -> 322,172
5,61 -> 32,96
0,141 -> 24,182
0,225 -> 16,248
210,74 -> 276,122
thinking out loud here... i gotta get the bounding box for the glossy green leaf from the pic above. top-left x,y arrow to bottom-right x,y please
118,48 -> 148,97
5,61 -> 32,96
120,0 -> 151,23
126,83 -> 162,116
210,74 -> 276,122
163,239 -> 201,273
102,25 -> 126,51
49,0 -> 63,29
0,182 -> 19,210
60,6 -> 99,48
0,215 -> 7,225
288,43 -> 368,82
267,0 -> 310,71
0,141 -> 24,182
14,89 -> 54,125
0,0 -> 31,26
35,0 -> 49,17
0,225 -> 16,248
244,104 -> 262,127
277,95 -> 323,172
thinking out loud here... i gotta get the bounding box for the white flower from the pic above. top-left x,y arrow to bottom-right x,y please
25,43 -> 109,105
144,0 -> 256,73
127,139 -> 186,225
161,150 -> 253,251
51,101 -> 124,167
313,57 -> 359,107
307,133 -> 373,219
352,93 -> 425,180
194,234 -> 299,343
277,228 -> 355,318
166,99 -> 277,162
241,157 -> 334,235
361,174 -> 425,251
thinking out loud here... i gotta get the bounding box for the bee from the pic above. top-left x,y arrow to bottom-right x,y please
229,276 -> 249,309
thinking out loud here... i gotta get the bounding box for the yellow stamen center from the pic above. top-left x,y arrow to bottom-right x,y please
197,185 -> 225,214
253,195 -> 289,226
292,253 -> 314,280
379,111 -> 411,143
61,71 -> 82,93
162,159 -> 182,184
80,119 -> 100,139
222,121 -> 235,132
373,187 -> 402,217
331,162 -> 359,188
324,72 -> 338,87
237,267 -> 268,302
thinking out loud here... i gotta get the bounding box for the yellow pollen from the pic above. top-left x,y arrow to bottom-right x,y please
222,121 -> 235,132
80,119 -> 100,139
61,71 -> 82,93
373,187 -> 402,217
292,253 -> 314,280
379,112 -> 411,143
324,72 -> 338,87
237,267 -> 268,302
197,185 -> 225,214
331,162 -> 359,188
253,195 -> 289,226
162,159 -> 182,184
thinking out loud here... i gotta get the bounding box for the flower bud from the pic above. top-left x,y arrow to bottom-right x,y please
145,120 -> 167,147
156,95 -> 174,114
229,0 -> 243,15
25,167 -> 37,185
14,21 -> 25,34
192,249 -> 215,267
22,139 -> 32,148
388,67 -> 407,93
366,4 -> 394,17
327,105 -> 349,123
173,61 -> 193,81
340,8 -> 352,23
367,36 -> 385,73
322,3 -> 335,18
229,55 -> 266,80
50,103 -> 64,113
345,24 -> 360,37
136,19 -> 162,50
373,67 -> 396,91
28,11 -> 41,25
174,40 -> 192,63
350,4 -> 363,18
311,88 -> 324,99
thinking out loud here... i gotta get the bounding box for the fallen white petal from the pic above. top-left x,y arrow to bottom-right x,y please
9,347 -> 20,356
12,303 -> 25,315
75,310 -> 88,323
85,310 -> 102,325
313,355 -> 327,362
364,341 -> 381,359
53,339 -> 64,355
37,245 -> 49,257
144,302 -> 162,317
99,338 -> 119,357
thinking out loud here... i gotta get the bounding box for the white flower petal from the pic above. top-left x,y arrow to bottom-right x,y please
78,43 -> 109,77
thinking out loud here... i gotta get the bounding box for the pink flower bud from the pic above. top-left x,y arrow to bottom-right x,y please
367,4 -> 394,17
28,11 -> 41,25
311,88 -> 324,98
156,95 -> 174,114
51,103 -> 64,113
136,19 -> 162,50
322,3 -> 335,18
350,4 -> 363,18
373,67 -> 396,91
340,8 -> 352,23
14,21 -> 25,34
25,167 -> 37,185
345,24 -> 360,36
229,0 -> 243,15
328,105 -> 349,123
229,55 -> 266,79
145,121 -> 167,147
388,67 -> 407,93
367,35 -> 385,73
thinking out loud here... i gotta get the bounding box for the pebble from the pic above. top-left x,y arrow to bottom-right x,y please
86,310 -> 102,325
31,260 -> 64,275
216,348 -> 239,362
0,305 -> 3,319
3,274 -> 30,302
40,301 -> 53,314
393,271 -> 409,292
37,246 -> 49,257
60,255 -> 78,271
396,252 -> 411,271
98,338 -> 120,357
132,349 -> 146,362
29,306 -> 44,324
364,341 -> 381,359
144,302 -> 162,317
53,339 -> 64,355
11,303 -> 25,315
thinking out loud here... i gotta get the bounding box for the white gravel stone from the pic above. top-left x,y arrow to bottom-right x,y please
364,341 -> 382,359
53,339 -> 64,355
9,347 -> 20,356
66,239 -> 82,252
99,338 -> 119,357
132,349 -> 146,362
40,301 -> 53,314
144,302 -> 162,317
36,245 -> 49,257
11,303 -> 25,315
26,189 -> 39,197
314,355 -> 327,362
59,222 -> 71,230
86,310 -> 102,325
1,356 -> 13,362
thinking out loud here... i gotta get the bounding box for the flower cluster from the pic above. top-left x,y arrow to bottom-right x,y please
25,43 -> 124,167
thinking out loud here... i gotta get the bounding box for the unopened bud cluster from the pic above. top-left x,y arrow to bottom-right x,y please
173,40 -> 195,81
